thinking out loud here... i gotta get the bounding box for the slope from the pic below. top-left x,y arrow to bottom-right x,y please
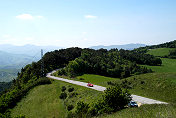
11,80 -> 67,118
147,48 -> 175,57
11,80 -> 102,118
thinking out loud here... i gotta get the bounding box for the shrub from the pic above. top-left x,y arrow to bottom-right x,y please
59,92 -> 67,99
69,92 -> 78,98
79,78 -> 84,80
57,69 -> 66,76
107,81 -> 116,86
67,105 -> 74,111
68,87 -> 74,92
61,86 -> 66,92
90,99 -> 113,116
14,114 -> 26,118
103,85 -> 131,111
75,101 -> 89,118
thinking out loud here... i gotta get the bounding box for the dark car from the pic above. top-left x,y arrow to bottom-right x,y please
128,101 -> 138,107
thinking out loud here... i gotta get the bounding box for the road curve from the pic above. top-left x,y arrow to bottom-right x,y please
46,70 -> 168,105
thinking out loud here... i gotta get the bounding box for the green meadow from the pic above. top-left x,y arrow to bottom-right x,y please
144,58 -> 176,73
147,48 -> 175,57
11,80 -> 102,118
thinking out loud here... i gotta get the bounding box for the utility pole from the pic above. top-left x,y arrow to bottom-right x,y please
41,49 -> 44,77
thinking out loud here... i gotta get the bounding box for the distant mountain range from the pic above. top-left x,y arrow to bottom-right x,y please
0,51 -> 34,69
0,44 -> 63,82
0,44 -> 63,57
89,43 -> 146,50
0,44 -> 63,68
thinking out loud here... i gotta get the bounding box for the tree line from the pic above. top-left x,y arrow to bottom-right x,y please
57,48 -> 161,78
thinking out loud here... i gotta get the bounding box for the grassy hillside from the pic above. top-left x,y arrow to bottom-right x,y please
146,48 -> 175,57
11,80 -> 67,118
126,72 -> 176,103
144,58 -> 176,73
53,74 -> 120,87
54,72 -> 176,103
11,80 -> 102,118
100,104 -> 176,118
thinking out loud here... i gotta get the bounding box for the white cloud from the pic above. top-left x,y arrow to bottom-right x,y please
82,32 -> 87,35
36,16 -> 44,19
84,15 -> 97,19
16,14 -> 34,20
16,14 -> 44,20
2,34 -> 10,38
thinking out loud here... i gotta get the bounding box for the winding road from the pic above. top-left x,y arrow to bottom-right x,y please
47,70 -> 168,105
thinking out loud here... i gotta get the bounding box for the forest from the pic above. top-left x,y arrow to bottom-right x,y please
57,48 -> 161,78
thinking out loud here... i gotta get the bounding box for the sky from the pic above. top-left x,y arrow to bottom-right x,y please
0,0 -> 176,48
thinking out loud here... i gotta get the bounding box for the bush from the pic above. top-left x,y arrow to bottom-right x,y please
90,99 -> 113,116
75,101 -> 89,118
61,86 -> 66,92
68,87 -> 74,92
14,114 -> 26,118
79,78 -> 84,80
103,85 -> 131,111
59,92 -> 67,99
69,92 -> 78,98
67,105 -> 74,111
57,69 -> 66,76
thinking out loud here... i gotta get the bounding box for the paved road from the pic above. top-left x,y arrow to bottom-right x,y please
47,70 -> 168,105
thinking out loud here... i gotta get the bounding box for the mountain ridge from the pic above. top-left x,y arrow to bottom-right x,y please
89,43 -> 146,50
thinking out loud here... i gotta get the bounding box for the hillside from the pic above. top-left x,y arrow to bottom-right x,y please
11,80 -> 102,118
1,41 -> 176,117
146,48 -> 175,57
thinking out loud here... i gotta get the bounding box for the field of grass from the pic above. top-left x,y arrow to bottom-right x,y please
146,48 -> 175,57
144,58 -> 176,73
11,80 -> 102,118
126,72 -> 176,103
11,72 -> 176,118
53,73 -> 120,87
11,80 -> 67,118
100,104 -> 176,118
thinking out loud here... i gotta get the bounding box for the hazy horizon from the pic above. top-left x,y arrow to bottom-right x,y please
1,0 -> 176,48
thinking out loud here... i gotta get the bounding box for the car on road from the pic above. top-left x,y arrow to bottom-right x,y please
87,82 -> 94,87
128,101 -> 138,107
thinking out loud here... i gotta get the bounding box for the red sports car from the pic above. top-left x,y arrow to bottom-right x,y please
87,82 -> 94,87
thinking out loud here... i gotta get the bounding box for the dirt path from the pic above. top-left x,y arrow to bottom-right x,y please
47,70 -> 168,105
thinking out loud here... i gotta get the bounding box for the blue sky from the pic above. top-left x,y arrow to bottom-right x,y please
0,0 -> 176,48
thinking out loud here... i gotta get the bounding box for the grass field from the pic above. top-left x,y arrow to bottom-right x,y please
53,73 -> 120,87
100,104 -> 176,118
11,80 -> 67,118
11,80 -> 102,118
126,72 -> 176,103
144,58 -> 176,73
146,48 -> 175,57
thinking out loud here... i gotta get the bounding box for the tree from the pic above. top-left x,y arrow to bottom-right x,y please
103,85 -> 131,111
